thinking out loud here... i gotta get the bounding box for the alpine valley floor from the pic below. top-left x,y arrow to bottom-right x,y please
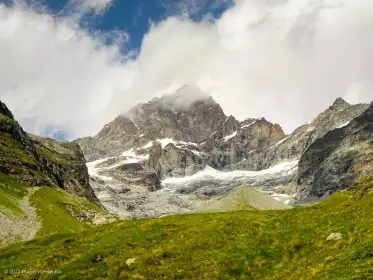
1,187 -> 373,280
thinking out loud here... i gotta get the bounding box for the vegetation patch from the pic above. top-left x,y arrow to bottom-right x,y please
0,173 -> 28,216
0,132 -> 35,164
202,186 -> 290,212
350,175 -> 373,199
35,145 -> 80,165
0,189 -> 373,279
30,187 -> 104,238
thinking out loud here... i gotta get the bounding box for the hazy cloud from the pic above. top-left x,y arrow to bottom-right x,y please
68,0 -> 113,14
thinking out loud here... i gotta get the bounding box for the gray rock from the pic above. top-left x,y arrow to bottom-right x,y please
296,104 -> 373,199
326,233 -> 343,241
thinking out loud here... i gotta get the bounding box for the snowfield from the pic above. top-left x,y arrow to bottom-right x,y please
162,160 -> 298,185
162,160 -> 299,198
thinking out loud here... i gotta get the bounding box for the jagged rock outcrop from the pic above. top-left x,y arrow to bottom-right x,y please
0,101 -> 100,205
76,115 -> 138,162
295,103 -> 373,199
235,98 -> 369,171
76,86 -> 228,162
146,142 -> 205,178
0,101 -> 14,119
211,118 -> 285,169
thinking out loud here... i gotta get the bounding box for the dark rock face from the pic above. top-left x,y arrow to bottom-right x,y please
235,98 -> 369,171
296,105 -> 373,199
206,118 -> 285,170
0,101 -> 100,205
0,101 -> 14,120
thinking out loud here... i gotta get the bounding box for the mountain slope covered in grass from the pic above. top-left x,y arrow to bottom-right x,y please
0,101 -> 115,247
0,172 -> 113,247
1,182 -> 373,279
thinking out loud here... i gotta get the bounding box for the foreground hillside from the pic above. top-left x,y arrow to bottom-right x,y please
0,101 -> 115,246
0,172 -> 114,247
1,182 -> 373,279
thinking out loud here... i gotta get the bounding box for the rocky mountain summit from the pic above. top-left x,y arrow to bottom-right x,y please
77,85 -> 285,173
76,85 -> 372,218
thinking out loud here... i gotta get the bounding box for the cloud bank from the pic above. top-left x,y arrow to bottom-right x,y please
0,0 -> 373,140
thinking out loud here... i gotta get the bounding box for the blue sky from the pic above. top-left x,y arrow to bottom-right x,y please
35,0 -> 233,53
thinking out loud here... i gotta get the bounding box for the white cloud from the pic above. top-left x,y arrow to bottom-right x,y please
0,1 -> 135,139
1,0 -> 373,140
125,0 -> 373,132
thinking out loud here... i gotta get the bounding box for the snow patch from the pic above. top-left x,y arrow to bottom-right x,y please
130,118 -> 138,129
240,120 -> 257,129
223,131 -> 237,141
142,141 -> 153,149
336,121 -> 350,129
86,157 -> 114,181
269,136 -> 290,149
122,148 -> 149,161
158,138 -> 177,148
142,139 -> 199,150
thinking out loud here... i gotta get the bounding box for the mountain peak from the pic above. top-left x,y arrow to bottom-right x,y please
0,100 -> 14,119
158,84 -> 212,109
332,97 -> 349,107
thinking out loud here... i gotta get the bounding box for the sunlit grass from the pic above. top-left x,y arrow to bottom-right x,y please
0,188 -> 372,279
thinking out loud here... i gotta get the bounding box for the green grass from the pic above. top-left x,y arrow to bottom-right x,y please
202,186 -> 290,212
0,132 -> 35,164
1,190 -> 373,279
30,187 -> 104,238
350,175 -> 373,199
0,173 -> 28,215
35,145 -> 80,165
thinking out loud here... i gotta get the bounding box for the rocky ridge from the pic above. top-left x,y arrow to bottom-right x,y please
0,100 -> 99,205
296,102 -> 373,199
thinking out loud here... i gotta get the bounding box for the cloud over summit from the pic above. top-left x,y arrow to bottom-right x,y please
0,0 -> 372,139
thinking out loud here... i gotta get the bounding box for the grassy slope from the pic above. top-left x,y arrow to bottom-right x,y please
0,190 -> 373,280
0,173 -> 28,216
30,187 -> 105,238
0,173 -> 107,247
202,186 -> 291,212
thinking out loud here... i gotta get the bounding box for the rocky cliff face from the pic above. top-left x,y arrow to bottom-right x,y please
235,98 -> 369,171
77,85 -> 285,174
0,101 -> 99,205
295,103 -> 373,199
76,86 -> 227,162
